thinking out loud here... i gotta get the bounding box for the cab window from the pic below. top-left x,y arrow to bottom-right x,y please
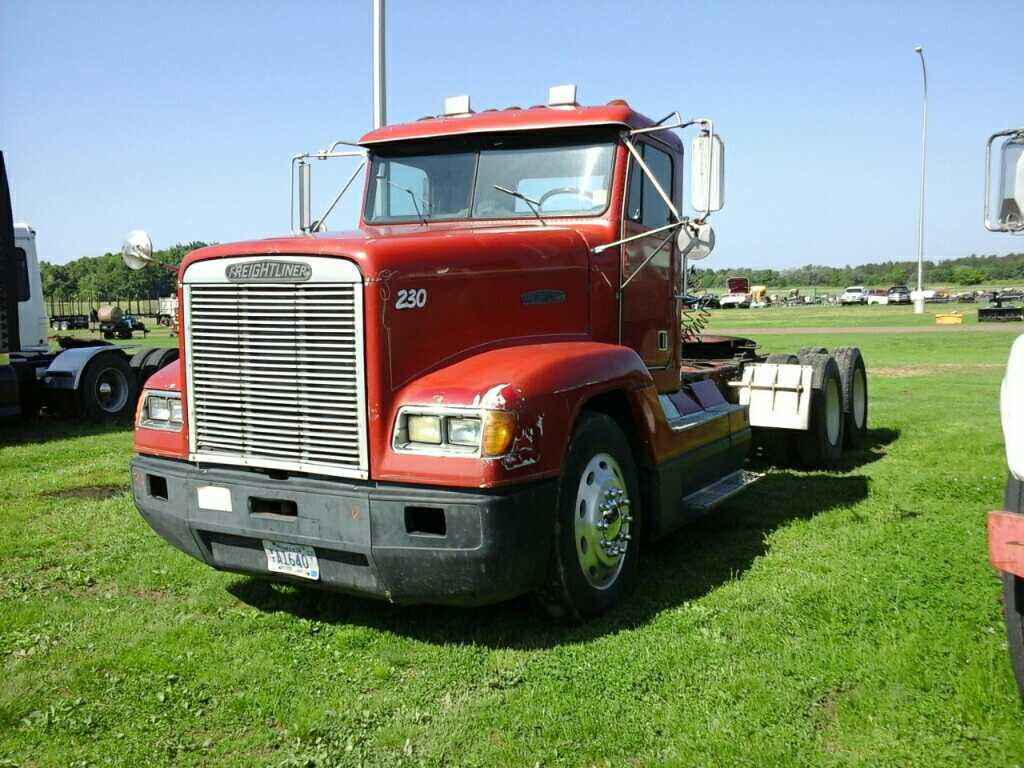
625,143 -> 674,228
14,247 -> 29,301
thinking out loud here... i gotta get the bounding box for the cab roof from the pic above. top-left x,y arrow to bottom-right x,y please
358,100 -> 682,149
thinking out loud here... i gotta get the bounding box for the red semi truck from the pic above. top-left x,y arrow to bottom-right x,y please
126,92 -> 869,620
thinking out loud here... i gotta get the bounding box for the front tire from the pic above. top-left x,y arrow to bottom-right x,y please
537,413 -> 641,622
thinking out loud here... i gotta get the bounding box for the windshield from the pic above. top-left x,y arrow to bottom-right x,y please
364,137 -> 616,223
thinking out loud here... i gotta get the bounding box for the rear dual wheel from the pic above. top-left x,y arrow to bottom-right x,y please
833,347 -> 868,448
796,352 -> 844,469
537,413 -> 641,622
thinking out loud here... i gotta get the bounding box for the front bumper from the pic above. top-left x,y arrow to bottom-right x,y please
989,510 -> 1024,580
130,455 -> 557,606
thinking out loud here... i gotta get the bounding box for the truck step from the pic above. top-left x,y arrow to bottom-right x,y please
683,470 -> 763,514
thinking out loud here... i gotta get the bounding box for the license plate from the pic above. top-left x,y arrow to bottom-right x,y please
262,540 -> 320,581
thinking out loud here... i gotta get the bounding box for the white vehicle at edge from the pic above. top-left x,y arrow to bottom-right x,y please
839,286 -> 867,305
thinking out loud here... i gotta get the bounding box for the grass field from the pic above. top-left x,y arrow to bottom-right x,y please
705,302 -> 997,330
3,312 -> 1024,767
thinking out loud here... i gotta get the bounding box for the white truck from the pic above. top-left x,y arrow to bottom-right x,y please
984,127 -> 1024,701
0,153 -> 176,422
839,286 -> 868,305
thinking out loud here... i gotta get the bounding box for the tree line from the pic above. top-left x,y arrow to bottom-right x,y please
693,252 -> 1024,290
41,245 -> 1024,301
41,242 -> 209,308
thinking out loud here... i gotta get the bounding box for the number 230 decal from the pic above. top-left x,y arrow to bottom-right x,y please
395,288 -> 427,310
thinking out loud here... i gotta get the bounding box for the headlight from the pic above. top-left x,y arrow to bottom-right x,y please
394,408 -> 516,456
447,416 -> 482,447
138,390 -> 183,431
407,414 -> 442,445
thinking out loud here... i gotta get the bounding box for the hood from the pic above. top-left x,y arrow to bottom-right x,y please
179,222 -> 603,391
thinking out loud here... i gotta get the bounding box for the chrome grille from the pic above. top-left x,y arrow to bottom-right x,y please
185,281 -> 367,478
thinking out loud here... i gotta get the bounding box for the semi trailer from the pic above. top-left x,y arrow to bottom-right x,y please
984,127 -> 1024,699
0,152 -> 177,423
126,89 -> 871,620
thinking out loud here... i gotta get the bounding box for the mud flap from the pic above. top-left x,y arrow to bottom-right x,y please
729,363 -> 812,431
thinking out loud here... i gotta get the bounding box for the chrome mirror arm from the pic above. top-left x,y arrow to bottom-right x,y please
290,144 -> 368,233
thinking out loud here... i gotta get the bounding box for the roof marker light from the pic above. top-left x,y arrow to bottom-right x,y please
548,84 -> 578,109
442,95 -> 472,117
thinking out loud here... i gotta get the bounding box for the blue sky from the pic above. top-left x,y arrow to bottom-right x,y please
2,0 -> 1021,269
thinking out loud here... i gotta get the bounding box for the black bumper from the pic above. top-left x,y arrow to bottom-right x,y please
130,456 -> 557,606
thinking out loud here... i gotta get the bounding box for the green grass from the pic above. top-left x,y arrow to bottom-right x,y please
49,325 -> 179,351
3,324 -> 1024,766
705,302 -> 989,329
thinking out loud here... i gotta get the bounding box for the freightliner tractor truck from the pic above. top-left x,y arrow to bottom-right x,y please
0,151 -> 177,423
125,86 -> 871,621
984,127 -> 1024,699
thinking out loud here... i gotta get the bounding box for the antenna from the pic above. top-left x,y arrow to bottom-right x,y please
372,0 -> 387,129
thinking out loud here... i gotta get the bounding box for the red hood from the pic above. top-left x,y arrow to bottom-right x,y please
178,222 -> 612,391
180,221 -> 603,282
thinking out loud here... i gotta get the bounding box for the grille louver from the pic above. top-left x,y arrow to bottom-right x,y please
185,277 -> 367,478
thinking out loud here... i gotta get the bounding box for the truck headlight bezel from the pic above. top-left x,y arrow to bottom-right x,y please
393,406 -> 517,457
138,390 -> 184,432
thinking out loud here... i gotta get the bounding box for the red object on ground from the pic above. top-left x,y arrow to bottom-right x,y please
989,510 -> 1024,579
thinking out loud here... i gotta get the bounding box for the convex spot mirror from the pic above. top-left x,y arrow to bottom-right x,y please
121,230 -> 154,270
996,133 -> 1024,232
677,222 -> 715,261
691,133 -> 724,214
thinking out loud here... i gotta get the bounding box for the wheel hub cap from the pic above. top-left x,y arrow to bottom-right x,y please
96,369 -> 128,413
574,453 -> 632,590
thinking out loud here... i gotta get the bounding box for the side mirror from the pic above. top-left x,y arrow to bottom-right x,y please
677,222 -> 715,261
997,133 -> 1024,231
986,129 -> 1024,233
691,132 -> 724,214
298,161 -> 312,232
121,230 -> 154,270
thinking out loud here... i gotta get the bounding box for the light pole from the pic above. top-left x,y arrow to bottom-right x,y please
913,46 -> 928,314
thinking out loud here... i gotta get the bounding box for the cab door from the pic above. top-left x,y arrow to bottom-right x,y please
620,141 -> 678,379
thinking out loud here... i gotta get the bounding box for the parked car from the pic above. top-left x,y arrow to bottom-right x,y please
866,289 -> 889,305
839,286 -> 868,305
888,285 -> 912,304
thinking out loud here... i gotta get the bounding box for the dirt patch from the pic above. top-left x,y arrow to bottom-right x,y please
41,484 -> 125,500
129,586 -> 170,601
872,362 -> 1004,378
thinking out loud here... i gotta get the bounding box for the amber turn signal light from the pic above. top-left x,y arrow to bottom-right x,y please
481,411 -> 517,457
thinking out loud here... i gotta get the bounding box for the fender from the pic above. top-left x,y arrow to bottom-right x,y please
41,346 -> 133,391
1003,335 -> 1024,481
134,359 -> 188,460
375,341 -> 657,489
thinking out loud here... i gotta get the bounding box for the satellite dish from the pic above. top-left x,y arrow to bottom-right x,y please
677,222 -> 715,261
121,230 -> 153,271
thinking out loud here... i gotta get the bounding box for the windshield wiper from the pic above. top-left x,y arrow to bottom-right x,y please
493,185 -> 546,225
384,180 -> 428,225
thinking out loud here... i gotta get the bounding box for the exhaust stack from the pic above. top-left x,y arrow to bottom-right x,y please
372,0 -> 386,129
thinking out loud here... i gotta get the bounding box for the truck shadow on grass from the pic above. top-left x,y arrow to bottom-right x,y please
229,471 -> 871,650
749,427 -> 900,474
0,416 -> 131,448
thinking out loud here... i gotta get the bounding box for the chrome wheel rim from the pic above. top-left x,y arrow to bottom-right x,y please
574,452 -> 631,590
852,368 -> 867,429
95,368 -> 129,413
826,378 -> 842,445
